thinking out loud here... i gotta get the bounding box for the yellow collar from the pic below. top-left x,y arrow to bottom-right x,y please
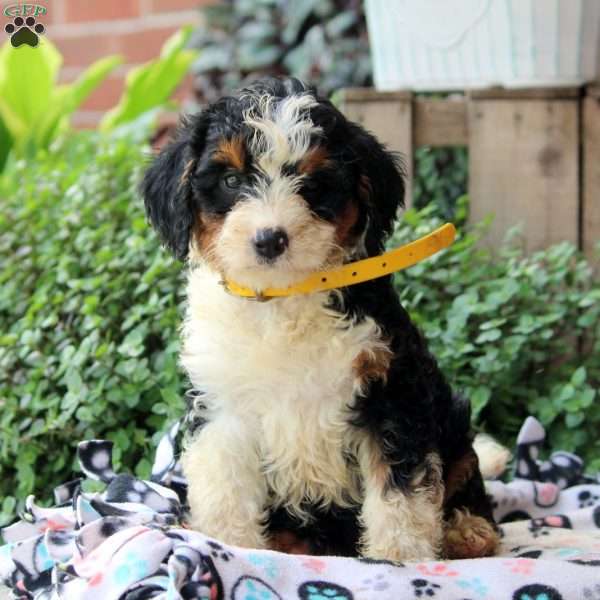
221,223 -> 456,300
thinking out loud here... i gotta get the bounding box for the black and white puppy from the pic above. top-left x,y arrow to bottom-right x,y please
141,77 -> 498,561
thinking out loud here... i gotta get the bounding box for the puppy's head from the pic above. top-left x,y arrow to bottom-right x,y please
141,77 -> 405,290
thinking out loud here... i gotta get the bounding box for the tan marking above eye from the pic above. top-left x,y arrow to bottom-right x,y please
213,136 -> 246,171
298,145 -> 332,175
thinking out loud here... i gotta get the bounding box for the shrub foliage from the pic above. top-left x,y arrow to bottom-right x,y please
0,132 -> 185,524
0,135 -> 598,525
391,201 -> 599,465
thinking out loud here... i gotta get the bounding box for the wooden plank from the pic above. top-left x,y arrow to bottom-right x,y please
469,86 -> 582,100
468,98 -> 579,252
414,98 -> 468,147
338,88 -> 412,103
583,94 -> 600,266
340,95 -> 413,207
587,83 -> 600,99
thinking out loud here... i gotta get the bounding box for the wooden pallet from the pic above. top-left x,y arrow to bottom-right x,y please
339,86 -> 600,263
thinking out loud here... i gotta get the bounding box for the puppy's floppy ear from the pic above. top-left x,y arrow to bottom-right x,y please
140,114 -> 209,260
348,122 -> 406,254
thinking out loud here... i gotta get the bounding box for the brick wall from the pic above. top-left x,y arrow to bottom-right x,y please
38,0 -> 211,127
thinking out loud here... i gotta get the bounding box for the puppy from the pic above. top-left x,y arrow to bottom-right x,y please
141,77 -> 498,561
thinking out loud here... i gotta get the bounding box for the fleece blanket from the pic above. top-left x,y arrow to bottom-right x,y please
2,416 -> 600,600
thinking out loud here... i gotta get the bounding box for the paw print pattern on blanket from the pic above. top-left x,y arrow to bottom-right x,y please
231,575 -> 282,600
359,573 -> 389,592
528,519 -> 551,538
411,578 -> 441,597
207,540 -> 234,562
113,551 -> 150,586
513,583 -> 564,600
298,581 -> 353,600
578,491 -> 599,508
3,415 -> 600,600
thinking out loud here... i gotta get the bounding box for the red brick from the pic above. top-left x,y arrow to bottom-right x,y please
80,75 -> 126,111
52,33 -> 118,67
116,25 -> 181,64
171,72 -> 195,102
47,0 -> 64,25
71,111 -> 104,129
63,0 -> 140,23
149,0 -> 211,13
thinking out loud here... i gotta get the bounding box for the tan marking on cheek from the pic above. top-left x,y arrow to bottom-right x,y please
213,136 -> 246,171
443,449 -> 479,502
352,344 -> 393,387
298,145 -> 331,174
192,214 -> 225,270
334,201 -> 359,246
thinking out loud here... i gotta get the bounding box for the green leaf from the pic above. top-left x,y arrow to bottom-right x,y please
100,27 -> 198,131
36,55 -> 122,148
0,38 -> 61,142
558,384 -> 576,403
0,39 -> 120,159
470,386 -> 491,417
475,328 -> 502,343
580,388 -> 597,408
0,114 -> 12,171
571,366 -> 586,387
480,318 -> 507,331
566,412 -> 584,428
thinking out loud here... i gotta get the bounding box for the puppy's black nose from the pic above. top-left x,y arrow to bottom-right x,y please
253,228 -> 289,260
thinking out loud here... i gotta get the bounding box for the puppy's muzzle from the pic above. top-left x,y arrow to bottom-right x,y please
253,227 -> 289,262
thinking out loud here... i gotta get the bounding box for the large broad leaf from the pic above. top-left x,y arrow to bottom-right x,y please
0,115 -> 12,173
100,27 -> 198,132
0,38 -> 61,141
0,39 -> 120,158
35,55 -> 122,149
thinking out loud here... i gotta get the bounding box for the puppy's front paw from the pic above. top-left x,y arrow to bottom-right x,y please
443,510 -> 499,559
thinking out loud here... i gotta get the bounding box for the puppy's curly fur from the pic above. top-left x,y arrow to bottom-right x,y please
141,77 -> 498,561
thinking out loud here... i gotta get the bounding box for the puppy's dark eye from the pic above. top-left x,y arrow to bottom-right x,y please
223,173 -> 242,189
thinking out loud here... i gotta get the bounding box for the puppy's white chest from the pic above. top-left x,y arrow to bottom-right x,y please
182,266 -> 383,513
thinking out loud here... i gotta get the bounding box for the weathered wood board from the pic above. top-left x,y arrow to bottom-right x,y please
468,98 -> 579,252
583,86 -> 600,266
339,89 -> 414,206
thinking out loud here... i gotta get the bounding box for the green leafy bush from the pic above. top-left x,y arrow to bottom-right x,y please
0,130 -> 185,524
390,200 -> 600,467
413,146 -> 468,220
